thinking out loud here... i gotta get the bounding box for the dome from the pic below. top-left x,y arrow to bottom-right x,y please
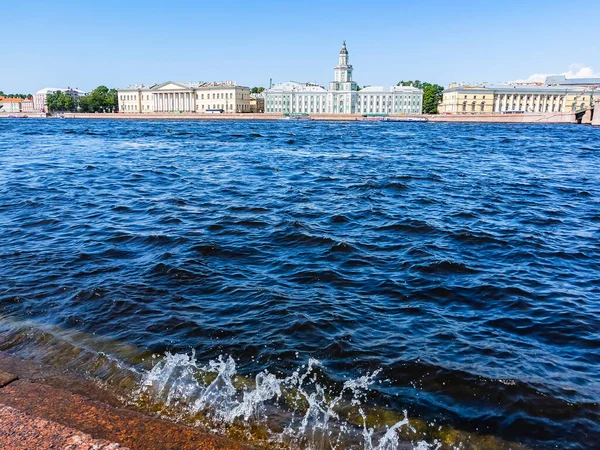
339,41 -> 348,55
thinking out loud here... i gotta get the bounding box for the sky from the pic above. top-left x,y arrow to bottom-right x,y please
1,0 -> 599,94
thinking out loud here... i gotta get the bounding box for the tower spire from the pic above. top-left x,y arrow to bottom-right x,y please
330,40 -> 357,94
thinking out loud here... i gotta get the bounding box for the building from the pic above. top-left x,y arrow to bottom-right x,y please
0,97 -> 22,113
117,81 -> 251,113
264,42 -> 423,115
21,97 -> 35,113
439,75 -> 600,114
249,95 -> 264,113
33,87 -> 87,112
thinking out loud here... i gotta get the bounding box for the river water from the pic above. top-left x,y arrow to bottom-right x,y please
0,119 -> 599,449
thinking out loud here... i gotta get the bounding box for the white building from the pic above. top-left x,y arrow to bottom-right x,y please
118,81 -> 251,113
264,42 -> 423,115
0,98 -> 22,113
33,87 -> 87,112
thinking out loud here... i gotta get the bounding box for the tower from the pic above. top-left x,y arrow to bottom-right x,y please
334,41 -> 353,83
329,41 -> 358,113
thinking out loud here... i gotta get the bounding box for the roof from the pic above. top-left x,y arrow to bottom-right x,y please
119,81 -> 247,91
266,81 -> 327,93
360,85 -> 423,93
339,41 -> 348,55
36,87 -> 87,95
0,98 -> 23,103
545,75 -> 600,86
445,84 -> 590,94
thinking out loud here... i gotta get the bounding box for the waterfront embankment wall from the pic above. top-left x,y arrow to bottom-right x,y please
0,112 -> 582,124
593,100 -> 600,126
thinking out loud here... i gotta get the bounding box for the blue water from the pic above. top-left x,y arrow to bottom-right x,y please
0,119 -> 599,449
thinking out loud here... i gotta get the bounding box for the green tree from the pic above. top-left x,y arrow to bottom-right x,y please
47,90 -> 75,112
107,88 -> 118,112
422,83 -> 444,114
80,86 -> 118,112
250,87 -> 265,94
78,95 -> 92,113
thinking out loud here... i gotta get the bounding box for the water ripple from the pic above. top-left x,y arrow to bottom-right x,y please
1,119 -> 599,449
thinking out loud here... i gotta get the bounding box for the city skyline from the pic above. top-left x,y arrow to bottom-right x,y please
2,0 -> 599,93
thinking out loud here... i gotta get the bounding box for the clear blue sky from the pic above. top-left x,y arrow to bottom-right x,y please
2,0 -> 598,93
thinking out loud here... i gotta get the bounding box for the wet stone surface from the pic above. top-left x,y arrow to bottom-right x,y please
0,370 -> 18,388
0,404 -> 128,449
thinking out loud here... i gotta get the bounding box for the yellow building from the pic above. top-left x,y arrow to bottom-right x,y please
439,76 -> 598,114
118,81 -> 251,113
249,96 -> 264,113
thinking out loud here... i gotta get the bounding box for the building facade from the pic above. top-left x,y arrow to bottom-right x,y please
118,81 -> 251,113
0,97 -> 22,113
21,98 -> 35,112
249,95 -> 264,113
439,76 -> 599,114
264,42 -> 423,115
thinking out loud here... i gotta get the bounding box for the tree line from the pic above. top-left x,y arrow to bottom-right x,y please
397,80 -> 444,114
46,86 -> 118,113
0,92 -> 32,99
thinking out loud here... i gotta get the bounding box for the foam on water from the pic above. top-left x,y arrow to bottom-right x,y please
137,352 -> 426,450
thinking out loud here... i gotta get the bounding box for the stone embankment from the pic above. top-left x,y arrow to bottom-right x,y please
0,111 -> 593,124
593,99 -> 600,126
0,351 -> 254,450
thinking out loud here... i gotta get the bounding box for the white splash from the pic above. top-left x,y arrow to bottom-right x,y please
137,352 -> 432,449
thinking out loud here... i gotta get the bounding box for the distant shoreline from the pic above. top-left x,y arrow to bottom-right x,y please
0,111 -> 590,124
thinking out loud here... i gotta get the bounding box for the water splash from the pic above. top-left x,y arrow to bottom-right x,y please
137,352 -> 423,449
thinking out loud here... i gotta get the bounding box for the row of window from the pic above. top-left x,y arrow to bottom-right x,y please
458,101 -> 584,113
265,105 -> 420,113
120,92 -> 246,102
460,94 -> 582,101
124,103 -> 251,112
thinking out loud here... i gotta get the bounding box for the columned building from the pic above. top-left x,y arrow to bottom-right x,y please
264,42 -> 423,115
439,77 -> 599,114
118,81 -> 251,113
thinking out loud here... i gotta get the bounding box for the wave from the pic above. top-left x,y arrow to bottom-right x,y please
137,352 -> 422,449
0,315 -> 540,449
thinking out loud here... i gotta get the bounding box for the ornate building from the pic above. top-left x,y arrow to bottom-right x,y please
264,42 -> 423,115
118,81 -> 251,113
